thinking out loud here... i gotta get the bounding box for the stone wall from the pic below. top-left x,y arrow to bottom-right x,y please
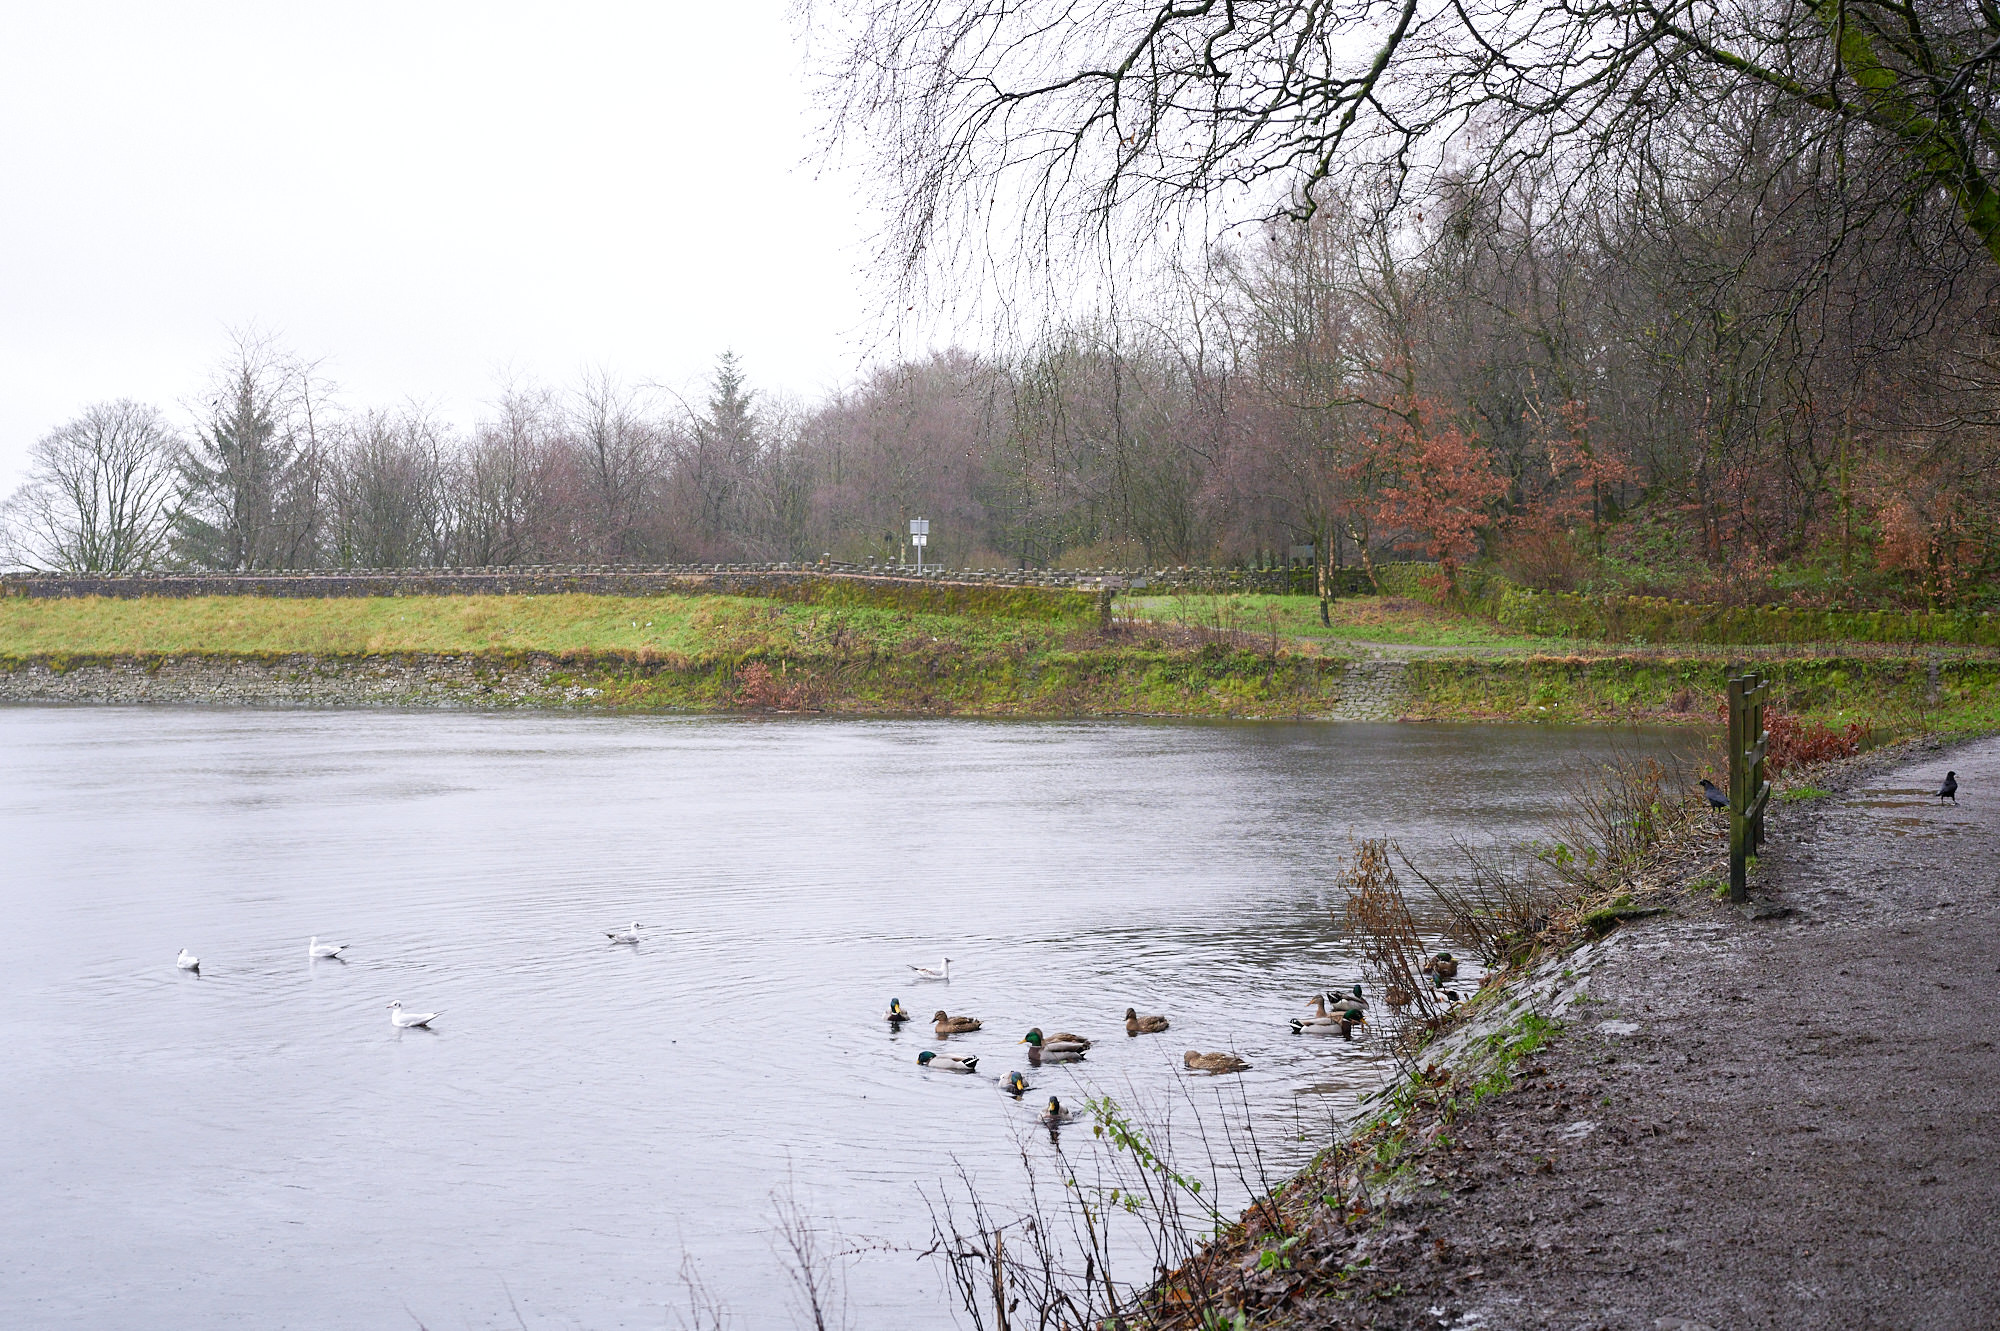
0,560 -> 1373,602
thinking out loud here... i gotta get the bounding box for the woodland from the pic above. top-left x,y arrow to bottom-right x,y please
7,0 -> 2000,611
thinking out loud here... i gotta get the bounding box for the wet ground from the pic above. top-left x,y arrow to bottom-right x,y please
1325,736 -> 1999,1330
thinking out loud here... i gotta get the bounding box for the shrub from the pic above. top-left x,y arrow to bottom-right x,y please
1763,708 -> 1864,773
732,660 -> 812,710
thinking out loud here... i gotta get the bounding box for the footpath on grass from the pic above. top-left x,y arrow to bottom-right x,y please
1306,735 -> 1999,1329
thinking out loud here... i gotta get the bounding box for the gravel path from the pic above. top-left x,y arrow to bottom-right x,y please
1331,735 -> 1999,1330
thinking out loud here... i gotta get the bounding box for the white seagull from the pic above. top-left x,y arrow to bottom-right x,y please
605,921 -> 643,944
388,1001 -> 442,1029
176,948 -> 200,973
308,936 -> 347,959
910,957 -> 951,981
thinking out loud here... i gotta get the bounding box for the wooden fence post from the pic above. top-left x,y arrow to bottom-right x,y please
1727,668 -> 1772,902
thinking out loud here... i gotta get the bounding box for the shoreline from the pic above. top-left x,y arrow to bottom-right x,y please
1,646 -> 1990,732
1154,731 -> 1997,1328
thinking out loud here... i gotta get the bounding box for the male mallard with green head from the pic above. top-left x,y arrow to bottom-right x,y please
917,1050 -> 979,1072
934,1010 -> 982,1036
1040,1096 -> 1077,1127
887,998 -> 912,1024
1184,1050 -> 1250,1074
1425,952 -> 1460,981
1325,983 -> 1368,1009
1125,1007 -> 1170,1035
1004,1070 -> 1030,1097
1292,999 -> 1365,1038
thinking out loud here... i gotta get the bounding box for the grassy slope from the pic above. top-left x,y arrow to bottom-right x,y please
1124,593 -> 1552,650
1402,653 -> 2000,735
4,592 -> 1991,731
0,593 -> 1349,719
0,593 -> 1060,657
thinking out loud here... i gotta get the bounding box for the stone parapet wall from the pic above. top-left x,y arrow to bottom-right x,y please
0,561 -> 1382,602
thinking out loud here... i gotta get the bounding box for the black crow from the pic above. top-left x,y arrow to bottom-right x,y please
1699,778 -> 1730,809
1938,771 -> 1958,803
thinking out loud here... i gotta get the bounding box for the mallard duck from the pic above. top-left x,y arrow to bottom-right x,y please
1292,1007 -> 1364,1038
1184,1050 -> 1250,1074
1027,1042 -> 1084,1065
176,948 -> 200,973
1384,984 -> 1413,1007
388,1001 -> 441,1029
605,922 -> 643,944
1325,983 -> 1368,1009
1125,1007 -> 1170,1035
1004,1070 -> 1030,1097
887,998 -> 912,1024
917,1050 -> 978,1073
934,1010 -> 982,1036
1425,952 -> 1460,981
910,957 -> 952,981
308,935 -> 346,960
1040,1095 -> 1077,1127
1021,1028 -> 1090,1054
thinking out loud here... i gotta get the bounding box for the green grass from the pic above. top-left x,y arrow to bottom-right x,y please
0,593 -> 1065,658
1403,653 -> 2000,735
1123,593 -> 1559,651
0,592 -> 1360,719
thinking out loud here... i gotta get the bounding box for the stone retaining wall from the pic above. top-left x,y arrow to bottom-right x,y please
0,654 -> 582,709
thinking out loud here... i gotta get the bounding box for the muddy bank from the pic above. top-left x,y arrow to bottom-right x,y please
1251,735 -> 1998,1329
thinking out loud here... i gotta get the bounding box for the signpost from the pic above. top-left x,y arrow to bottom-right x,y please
910,518 -> 929,574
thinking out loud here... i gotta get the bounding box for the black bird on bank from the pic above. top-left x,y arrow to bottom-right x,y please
1699,778 -> 1730,809
1938,771 -> 1958,803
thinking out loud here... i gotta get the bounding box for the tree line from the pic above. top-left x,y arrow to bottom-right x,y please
7,136 -> 1998,608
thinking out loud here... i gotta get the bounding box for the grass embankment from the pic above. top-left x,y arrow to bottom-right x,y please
1125,592 -> 1550,651
0,593 -> 1348,718
1403,653 -> 2000,733
5,590 -> 1994,729
1126,593 -> 2000,733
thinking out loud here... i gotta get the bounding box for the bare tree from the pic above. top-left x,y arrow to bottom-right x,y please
453,383 -> 564,565
0,400 -> 182,572
328,407 -> 453,567
814,0 -> 2000,288
568,369 -> 666,560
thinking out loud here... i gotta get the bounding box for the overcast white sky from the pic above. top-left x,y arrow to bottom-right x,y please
0,1 -> 880,492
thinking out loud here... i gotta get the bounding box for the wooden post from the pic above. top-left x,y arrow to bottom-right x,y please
1728,673 -> 1748,903
1728,668 -> 1772,902
991,1227 -> 1009,1331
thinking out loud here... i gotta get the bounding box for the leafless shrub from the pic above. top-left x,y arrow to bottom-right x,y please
1400,839 -> 1556,970
917,1074 -> 1321,1330
1336,838 -> 1442,1061
1400,748 -> 1713,970
769,1173 -> 849,1331
666,1251 -> 733,1331
1537,751 -> 1690,899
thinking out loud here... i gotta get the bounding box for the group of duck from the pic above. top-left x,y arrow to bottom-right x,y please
886,950 -> 1464,1129
889,994 -> 1196,1128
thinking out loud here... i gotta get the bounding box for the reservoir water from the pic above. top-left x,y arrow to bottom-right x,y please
0,708 -> 1697,1327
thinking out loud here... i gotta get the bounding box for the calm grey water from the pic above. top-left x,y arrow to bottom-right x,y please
0,708 -> 1695,1328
